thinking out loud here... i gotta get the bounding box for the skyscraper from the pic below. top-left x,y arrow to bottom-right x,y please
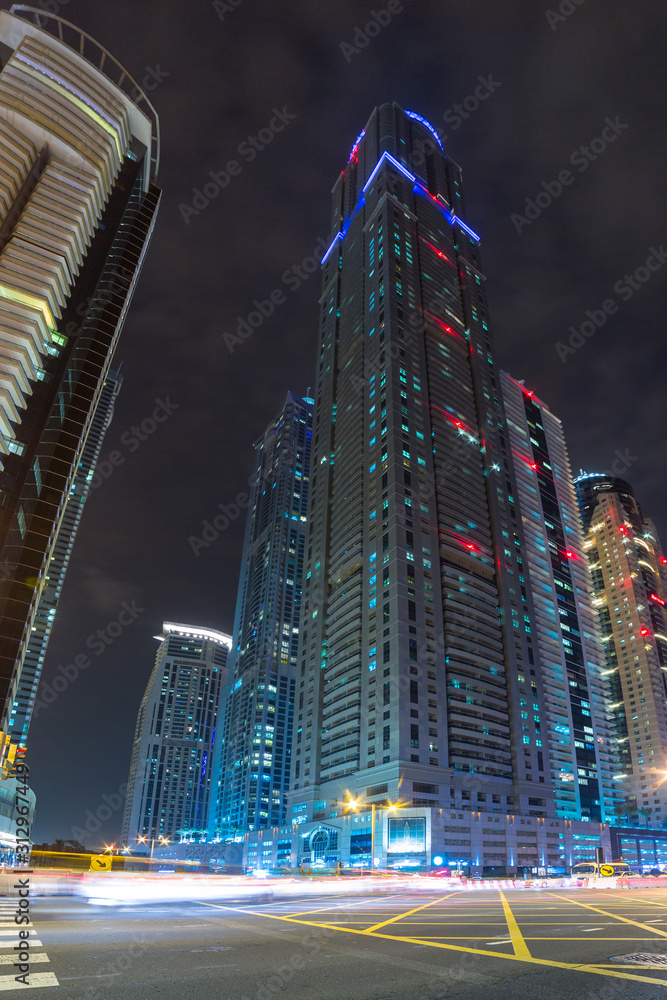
500,374 -> 620,823
122,623 -> 231,847
212,391 -> 312,835
288,104 -> 558,867
9,370 -> 122,742
0,8 -> 160,747
576,473 -> 667,827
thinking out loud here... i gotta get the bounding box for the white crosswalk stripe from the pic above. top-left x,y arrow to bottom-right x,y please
0,912 -> 58,988
0,972 -> 59,989
0,942 -> 43,950
0,957 -> 49,966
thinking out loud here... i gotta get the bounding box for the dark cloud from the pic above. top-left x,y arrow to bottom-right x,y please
13,0 -> 666,844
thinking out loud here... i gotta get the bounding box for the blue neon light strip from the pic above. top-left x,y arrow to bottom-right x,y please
321,231 -> 343,264
404,110 -> 444,151
451,215 -> 481,243
322,151 -> 480,265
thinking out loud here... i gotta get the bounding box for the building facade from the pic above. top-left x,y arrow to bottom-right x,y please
287,104 -> 562,870
8,370 -> 122,742
575,473 -> 667,825
211,392 -> 312,835
500,374 -> 620,823
121,623 -> 231,847
243,810 -> 615,876
0,8 -> 160,749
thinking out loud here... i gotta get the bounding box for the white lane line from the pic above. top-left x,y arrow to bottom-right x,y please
581,927 -> 604,932
485,938 -> 512,945
0,932 -> 34,938
59,975 -> 120,981
0,972 -> 59,989
193,964 -> 238,969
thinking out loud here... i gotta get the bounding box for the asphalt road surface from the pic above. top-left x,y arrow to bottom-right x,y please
10,887 -> 667,997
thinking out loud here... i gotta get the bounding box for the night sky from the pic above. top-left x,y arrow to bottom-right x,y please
14,0 -> 667,846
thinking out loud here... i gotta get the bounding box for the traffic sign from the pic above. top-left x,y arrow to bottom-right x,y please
89,854 -> 112,872
600,864 -> 615,877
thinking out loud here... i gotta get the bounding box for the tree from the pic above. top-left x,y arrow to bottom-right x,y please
638,807 -> 653,830
32,839 -> 87,853
609,806 -> 629,827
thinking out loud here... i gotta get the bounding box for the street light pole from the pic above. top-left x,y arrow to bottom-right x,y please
370,803 -> 376,870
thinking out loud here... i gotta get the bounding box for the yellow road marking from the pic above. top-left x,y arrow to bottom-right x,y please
620,895 -> 667,909
197,897 -> 667,988
498,891 -> 531,960
284,893 -> 406,918
198,900 -> 667,987
396,937 -> 663,941
547,892 -> 667,938
363,893 -> 458,933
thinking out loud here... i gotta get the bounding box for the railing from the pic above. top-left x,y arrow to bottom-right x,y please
9,5 -> 160,177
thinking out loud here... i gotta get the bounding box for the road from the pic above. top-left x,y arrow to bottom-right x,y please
10,886 -> 667,997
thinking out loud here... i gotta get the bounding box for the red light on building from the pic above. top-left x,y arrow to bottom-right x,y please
661,557 -> 667,565
640,626 -> 651,637
650,593 -> 666,606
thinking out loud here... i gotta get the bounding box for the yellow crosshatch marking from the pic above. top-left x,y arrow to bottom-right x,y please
198,891 -> 667,988
546,891 -> 667,938
363,892 -> 457,933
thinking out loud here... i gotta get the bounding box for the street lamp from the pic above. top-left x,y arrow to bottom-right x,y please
137,834 -> 170,867
344,794 -> 403,870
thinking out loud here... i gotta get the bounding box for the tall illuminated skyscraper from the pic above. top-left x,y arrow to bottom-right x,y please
288,104 -> 560,868
212,392 -> 312,835
9,370 -> 122,741
500,374 -> 620,823
0,8 -> 160,747
576,474 -> 667,828
122,623 -> 231,846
